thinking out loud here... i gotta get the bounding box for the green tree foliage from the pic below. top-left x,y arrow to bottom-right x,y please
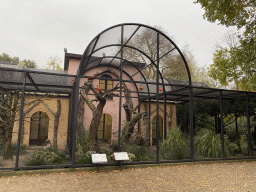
0,53 -> 19,63
0,53 -> 37,68
195,0 -> 255,28
22,59 -> 37,68
160,127 -> 190,160
194,129 -> 230,158
196,0 -> 256,91
45,56 -> 63,70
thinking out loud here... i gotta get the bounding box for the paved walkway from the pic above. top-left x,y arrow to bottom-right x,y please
0,161 -> 256,191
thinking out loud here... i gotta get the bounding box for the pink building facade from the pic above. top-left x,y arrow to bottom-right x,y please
64,52 -> 177,145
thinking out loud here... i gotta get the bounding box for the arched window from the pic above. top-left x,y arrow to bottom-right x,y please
97,114 -> 112,143
152,115 -> 163,145
29,112 -> 49,145
99,75 -> 113,99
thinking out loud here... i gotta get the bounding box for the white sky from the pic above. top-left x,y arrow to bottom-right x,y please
0,0 -> 236,69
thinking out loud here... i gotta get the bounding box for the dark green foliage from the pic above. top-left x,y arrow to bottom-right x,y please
160,127 -> 190,160
12,144 -> 27,155
0,143 -> 27,155
196,0 -> 256,91
75,151 -> 93,164
76,131 -> 89,155
26,150 -> 68,166
75,131 -> 95,164
0,53 -> 36,68
0,53 -> 19,63
194,129 -> 231,158
123,143 -> 154,162
110,140 -> 119,152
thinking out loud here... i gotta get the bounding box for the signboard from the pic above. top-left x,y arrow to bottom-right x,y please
91,153 -> 108,164
113,152 -> 129,161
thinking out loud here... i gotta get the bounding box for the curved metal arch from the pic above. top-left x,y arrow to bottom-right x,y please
81,56 -> 151,100
84,43 -> 168,95
78,23 -> 192,86
74,23 -> 194,160
83,44 -> 169,105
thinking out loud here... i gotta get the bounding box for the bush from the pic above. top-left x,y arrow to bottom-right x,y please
160,127 -> 190,160
76,151 -> 94,164
240,135 -> 248,155
123,143 -> 154,162
194,129 -> 230,158
76,131 -> 89,156
12,143 -> 27,155
229,142 -> 240,154
26,150 -> 68,166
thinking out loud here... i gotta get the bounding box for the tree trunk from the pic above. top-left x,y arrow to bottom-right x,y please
89,100 -> 106,152
77,97 -> 85,137
53,99 -> 61,148
122,111 -> 147,142
3,91 -> 19,160
41,100 -> 61,148
3,123 -> 13,160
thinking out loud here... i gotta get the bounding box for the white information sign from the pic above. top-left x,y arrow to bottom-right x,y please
113,152 -> 129,161
91,153 -> 108,164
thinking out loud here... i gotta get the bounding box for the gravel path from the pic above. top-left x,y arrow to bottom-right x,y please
1,161 -> 256,192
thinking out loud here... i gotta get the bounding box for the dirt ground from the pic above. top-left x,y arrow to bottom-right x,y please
0,160 -> 256,192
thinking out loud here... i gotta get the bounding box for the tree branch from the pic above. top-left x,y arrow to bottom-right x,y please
0,105 -> 8,111
80,92 -> 96,112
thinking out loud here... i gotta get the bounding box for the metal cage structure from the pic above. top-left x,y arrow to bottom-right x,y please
0,23 -> 256,171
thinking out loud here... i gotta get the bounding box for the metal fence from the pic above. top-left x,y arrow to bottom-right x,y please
1,23 -> 256,171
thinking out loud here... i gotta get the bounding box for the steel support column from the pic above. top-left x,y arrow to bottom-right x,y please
189,84 -> 194,160
70,77 -> 80,167
245,92 -> 252,157
219,90 -> 225,159
118,25 -> 124,151
156,32 -> 160,163
15,71 -> 27,170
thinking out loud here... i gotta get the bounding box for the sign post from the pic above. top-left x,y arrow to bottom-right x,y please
91,153 -> 108,172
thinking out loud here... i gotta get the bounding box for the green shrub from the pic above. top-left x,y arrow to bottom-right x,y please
76,151 -> 94,164
26,151 -> 66,166
160,127 -> 190,160
240,135 -> 248,155
229,142 -> 240,154
76,131 -> 89,156
194,129 -> 230,158
226,129 -> 241,143
12,143 -> 27,155
123,143 -> 154,161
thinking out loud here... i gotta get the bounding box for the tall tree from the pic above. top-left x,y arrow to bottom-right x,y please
0,53 -> 37,68
80,69 -> 147,152
22,59 -> 37,68
45,56 -> 63,70
122,26 -> 195,80
0,53 -> 19,63
196,0 -> 256,91
0,91 -> 19,159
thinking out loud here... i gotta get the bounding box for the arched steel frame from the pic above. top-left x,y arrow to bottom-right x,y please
1,23 -> 256,171
70,23 -> 194,165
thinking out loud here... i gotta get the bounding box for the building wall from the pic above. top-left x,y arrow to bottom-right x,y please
79,65 -> 141,142
67,56 -> 177,145
139,102 -> 177,146
12,95 -> 69,149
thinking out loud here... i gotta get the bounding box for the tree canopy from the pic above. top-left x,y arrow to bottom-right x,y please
0,53 -> 37,68
196,0 -> 256,91
45,56 -> 63,70
122,26 -> 196,81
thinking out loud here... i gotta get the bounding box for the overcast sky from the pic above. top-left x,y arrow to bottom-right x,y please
0,0 -> 236,69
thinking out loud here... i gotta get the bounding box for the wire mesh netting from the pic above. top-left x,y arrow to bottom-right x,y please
1,23 -> 256,171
